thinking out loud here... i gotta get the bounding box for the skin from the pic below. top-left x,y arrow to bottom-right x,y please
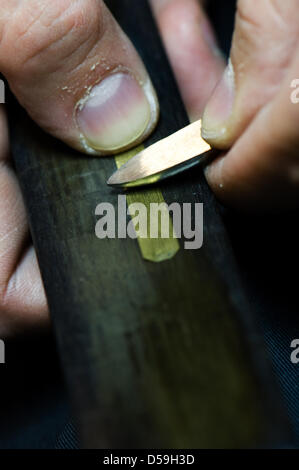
0,0 -> 298,335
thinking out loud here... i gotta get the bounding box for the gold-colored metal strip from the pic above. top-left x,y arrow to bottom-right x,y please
115,147 -> 180,262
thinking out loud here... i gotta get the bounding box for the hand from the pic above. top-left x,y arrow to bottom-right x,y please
151,0 -> 299,211
1,0 -> 298,335
0,0 -> 160,336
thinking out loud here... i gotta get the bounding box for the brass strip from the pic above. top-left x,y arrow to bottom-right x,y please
115,147 -> 180,262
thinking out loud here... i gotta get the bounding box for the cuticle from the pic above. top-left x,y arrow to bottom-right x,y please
74,67 -> 158,155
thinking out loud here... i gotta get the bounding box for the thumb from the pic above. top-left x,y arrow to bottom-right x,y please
0,0 -> 159,155
201,0 -> 298,149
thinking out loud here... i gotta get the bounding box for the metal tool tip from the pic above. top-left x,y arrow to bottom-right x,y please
106,120 -> 212,189
107,172 -> 120,187
106,174 -> 114,186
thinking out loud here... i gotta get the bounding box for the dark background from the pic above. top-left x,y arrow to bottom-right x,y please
0,0 -> 298,449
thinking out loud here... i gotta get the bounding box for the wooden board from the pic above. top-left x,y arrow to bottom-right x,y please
7,0 -> 292,448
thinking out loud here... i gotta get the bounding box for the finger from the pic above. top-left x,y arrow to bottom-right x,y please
150,0 -> 225,121
0,107 -> 48,337
202,0 -> 299,148
205,49 -> 299,211
2,246 -> 49,337
0,0 -> 159,155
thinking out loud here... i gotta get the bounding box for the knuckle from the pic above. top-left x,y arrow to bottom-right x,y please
0,0 -> 105,74
237,0 -> 297,34
236,0 -> 262,34
233,0 -> 299,77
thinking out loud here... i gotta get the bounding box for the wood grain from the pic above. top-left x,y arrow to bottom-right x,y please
6,0 -> 292,448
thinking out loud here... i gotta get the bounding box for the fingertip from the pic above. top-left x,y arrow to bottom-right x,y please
0,0 -> 159,157
76,72 -> 159,156
150,0 -> 225,120
204,153 -> 227,196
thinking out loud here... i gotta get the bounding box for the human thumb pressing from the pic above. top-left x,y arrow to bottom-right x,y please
0,0 -> 159,156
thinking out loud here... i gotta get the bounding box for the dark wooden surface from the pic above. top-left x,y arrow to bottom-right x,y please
7,0 -> 292,448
